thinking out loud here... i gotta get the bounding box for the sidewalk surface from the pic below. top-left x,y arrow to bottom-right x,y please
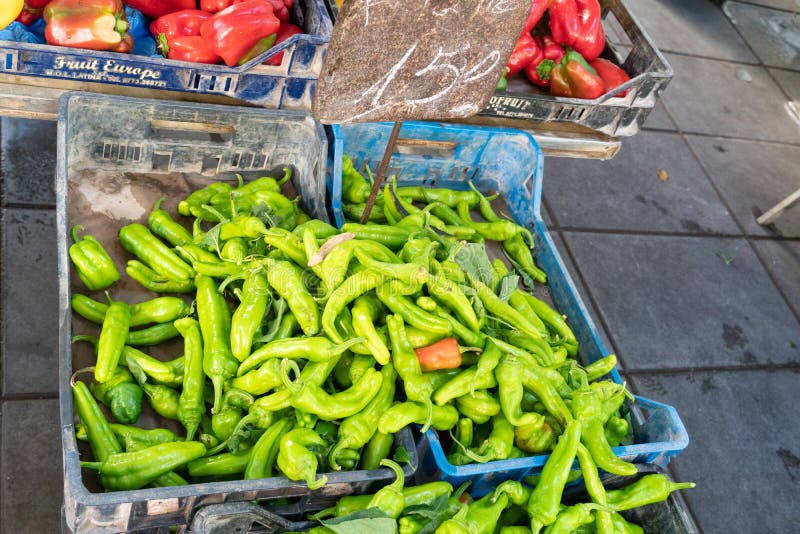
1,1 -> 799,532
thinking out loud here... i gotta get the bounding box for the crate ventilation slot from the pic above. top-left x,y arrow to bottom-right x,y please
1,51 -> 18,71
102,141 -> 142,162
190,73 -> 236,94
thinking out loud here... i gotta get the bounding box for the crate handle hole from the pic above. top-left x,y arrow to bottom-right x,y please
152,152 -> 172,171
395,138 -> 458,158
201,155 -> 221,175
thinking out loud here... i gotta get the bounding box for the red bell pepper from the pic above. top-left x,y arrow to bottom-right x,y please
590,58 -> 631,97
200,0 -> 280,66
524,35 -> 564,88
548,0 -> 605,62
523,0 -> 550,34
201,0 -> 290,21
15,0 -> 50,26
150,10 -> 212,40
549,49 -> 605,99
44,0 -> 132,52
415,338 -> 462,372
124,0 -> 196,20
159,35 -> 221,64
506,32 -> 542,77
265,22 -> 303,65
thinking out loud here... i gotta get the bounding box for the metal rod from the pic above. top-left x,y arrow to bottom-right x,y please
757,187 -> 800,226
360,121 -> 403,224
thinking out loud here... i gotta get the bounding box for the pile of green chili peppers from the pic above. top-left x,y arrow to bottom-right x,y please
292,460 -> 694,533
67,163 -> 693,520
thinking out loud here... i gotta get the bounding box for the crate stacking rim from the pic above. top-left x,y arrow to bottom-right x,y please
329,121 -> 689,497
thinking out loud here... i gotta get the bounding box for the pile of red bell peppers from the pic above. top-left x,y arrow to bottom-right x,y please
13,0 -> 302,66
500,0 -> 631,99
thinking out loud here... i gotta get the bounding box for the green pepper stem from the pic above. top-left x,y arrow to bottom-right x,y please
80,461 -> 102,470
279,167 -> 292,186
328,440 -> 347,471
380,459 -> 404,490
279,359 -> 303,394
153,197 -> 165,212
308,507 -> 336,520
333,337 -> 367,355
70,225 -> 83,243
419,398 -> 434,434
307,474 -> 328,490
671,482 -> 696,490
72,335 -> 99,348
69,366 -> 96,386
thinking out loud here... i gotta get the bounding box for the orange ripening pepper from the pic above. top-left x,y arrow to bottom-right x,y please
44,0 -> 131,51
549,50 -> 605,99
415,338 -> 462,372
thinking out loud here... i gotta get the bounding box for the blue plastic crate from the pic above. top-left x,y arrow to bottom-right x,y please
0,0 -> 331,108
328,122 -> 689,496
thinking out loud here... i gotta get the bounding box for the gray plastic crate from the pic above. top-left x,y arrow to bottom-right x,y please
56,92 -> 416,533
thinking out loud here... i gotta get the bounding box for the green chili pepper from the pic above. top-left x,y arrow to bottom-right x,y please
492,480 -> 532,507
378,281 -> 451,337
238,336 -> 364,376
340,223 -> 412,250
72,379 -> 123,462
606,474 -> 695,511
173,317 -> 204,441
572,388 -> 637,477
122,345 -> 183,387
141,383 -> 180,421
456,201 -> 533,243
522,293 -> 577,355
90,367 -> 142,424
95,297 -> 131,384
515,417 -> 559,454
322,270 -> 389,343
528,420 -> 582,533
176,243 -> 221,265
120,223 -> 195,281
475,281 -> 548,345
196,274 -> 239,415
341,155 -> 372,204
437,503 -> 470,534
213,388 -> 254,444
453,413 -> 514,464
259,228 -> 307,265
312,481 -> 453,520
424,273 -> 480,332
466,492 -> 510,534
386,314 -> 435,431
605,416 -> 630,447
496,356 -> 547,427
453,418 -> 474,452
259,258 -> 319,336
585,355 -> 618,381
188,449 -> 253,478
179,182 -> 232,217
277,428 -> 328,489
229,271 -> 269,361
108,424 -> 177,450
126,260 -> 195,293
576,443 -> 615,534
361,431 -> 394,471
504,234 -> 546,284
351,295 -> 392,365
82,441 -> 205,491
293,219 -> 339,240
499,528 -> 532,534
473,340 -> 502,393
610,513 -> 644,534
544,503 -> 607,534
126,323 -> 181,346
455,391 -> 501,425
520,360 -> 573,426
283,361 -> 384,421
378,401 -> 458,434
366,459 -> 405,518
330,364 -> 396,470
74,294 -> 188,330
433,366 -> 497,406
68,225 -> 120,290
221,237 -> 248,263
149,198 -> 193,247
231,359 -> 282,396
244,418 -> 294,480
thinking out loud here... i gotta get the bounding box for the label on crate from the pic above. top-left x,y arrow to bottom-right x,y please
42,55 -> 170,88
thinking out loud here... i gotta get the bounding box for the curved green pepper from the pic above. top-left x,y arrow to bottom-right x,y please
149,198 -> 193,247
284,362 -> 383,421
90,367 -> 142,424
95,298 -> 131,384
230,271 -> 270,361
277,428 -> 328,489
368,459 -> 405,518
606,474 -> 695,511
245,418 -> 294,479
175,317 -> 205,441
237,336 -> 364,376
69,225 -> 120,290
119,223 -> 195,281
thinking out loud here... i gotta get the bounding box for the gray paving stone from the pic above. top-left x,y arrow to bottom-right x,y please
1,209 -> 60,395
1,399 -> 63,534
687,135 -> 800,237
770,67 -> 800,99
752,239 -> 800,317
563,232 -> 800,370
0,118 -> 57,206
543,131 -> 740,234
630,370 -> 800,532
548,231 -> 618,367
735,0 -> 800,12
660,54 -> 800,143
724,1 -> 800,70
642,101 -> 676,131
624,0 -> 758,62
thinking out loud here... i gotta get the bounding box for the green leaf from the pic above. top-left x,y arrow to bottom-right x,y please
319,509 -> 397,534
197,222 -> 223,257
125,355 -> 148,385
402,494 -> 450,520
497,274 -> 520,302
393,446 -> 411,464
454,243 -> 496,288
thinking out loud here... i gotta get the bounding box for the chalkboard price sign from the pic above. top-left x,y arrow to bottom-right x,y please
313,0 -> 531,124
